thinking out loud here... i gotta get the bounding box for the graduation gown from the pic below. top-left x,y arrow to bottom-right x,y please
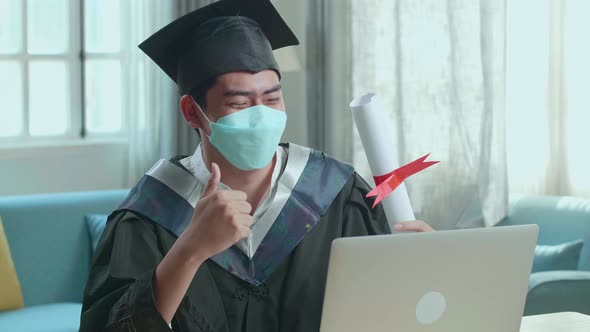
80,144 -> 390,332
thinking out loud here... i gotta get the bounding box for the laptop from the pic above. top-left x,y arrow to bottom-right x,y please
320,225 -> 538,332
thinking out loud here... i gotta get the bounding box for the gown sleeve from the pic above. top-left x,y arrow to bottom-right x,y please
342,172 -> 392,236
80,211 -> 186,332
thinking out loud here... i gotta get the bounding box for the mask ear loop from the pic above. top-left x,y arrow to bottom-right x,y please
190,96 -> 213,137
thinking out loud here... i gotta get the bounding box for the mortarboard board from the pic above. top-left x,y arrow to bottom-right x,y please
138,0 -> 299,95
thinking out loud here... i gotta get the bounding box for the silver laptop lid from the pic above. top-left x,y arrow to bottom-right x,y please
320,225 -> 538,332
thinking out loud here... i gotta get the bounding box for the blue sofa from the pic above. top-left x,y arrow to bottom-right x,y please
497,195 -> 590,315
0,191 -> 588,331
0,190 -> 128,332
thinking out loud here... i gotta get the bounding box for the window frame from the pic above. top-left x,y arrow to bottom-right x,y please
0,0 -> 129,146
81,0 -> 129,140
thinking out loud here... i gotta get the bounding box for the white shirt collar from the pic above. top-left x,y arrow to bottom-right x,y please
168,144 -> 314,259
179,144 -> 288,258
181,144 -> 286,199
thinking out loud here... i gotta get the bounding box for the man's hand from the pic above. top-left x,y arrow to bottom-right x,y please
394,220 -> 434,232
155,162 -> 252,324
178,162 -> 253,262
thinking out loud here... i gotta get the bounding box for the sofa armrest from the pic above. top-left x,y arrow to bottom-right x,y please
524,271 -> 590,316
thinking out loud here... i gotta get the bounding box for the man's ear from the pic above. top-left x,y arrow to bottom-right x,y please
180,94 -> 198,127
180,94 -> 207,130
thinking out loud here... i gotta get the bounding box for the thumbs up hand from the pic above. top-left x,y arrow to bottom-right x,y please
178,163 -> 253,261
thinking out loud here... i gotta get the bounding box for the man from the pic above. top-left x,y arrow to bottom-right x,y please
80,0 -> 433,331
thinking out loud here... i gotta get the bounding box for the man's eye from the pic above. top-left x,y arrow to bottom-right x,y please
231,103 -> 247,107
266,98 -> 280,103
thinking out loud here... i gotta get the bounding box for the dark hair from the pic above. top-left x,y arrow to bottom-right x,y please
188,76 -> 217,138
188,76 -> 218,111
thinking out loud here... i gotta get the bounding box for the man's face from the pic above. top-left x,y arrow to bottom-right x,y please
203,69 -> 285,122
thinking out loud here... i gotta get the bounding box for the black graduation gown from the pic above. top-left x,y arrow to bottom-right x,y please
80,165 -> 389,332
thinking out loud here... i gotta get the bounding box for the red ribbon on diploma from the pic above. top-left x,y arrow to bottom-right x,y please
367,153 -> 439,208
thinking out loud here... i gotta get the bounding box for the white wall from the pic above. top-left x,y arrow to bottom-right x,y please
0,0 -> 308,197
0,141 -> 128,196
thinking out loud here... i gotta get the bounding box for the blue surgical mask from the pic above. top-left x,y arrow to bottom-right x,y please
194,100 -> 287,170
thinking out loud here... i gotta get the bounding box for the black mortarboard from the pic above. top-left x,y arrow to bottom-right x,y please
138,0 -> 299,95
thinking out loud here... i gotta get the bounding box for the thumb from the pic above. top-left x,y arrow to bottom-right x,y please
202,162 -> 220,196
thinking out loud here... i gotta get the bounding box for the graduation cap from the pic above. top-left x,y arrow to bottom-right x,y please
138,0 -> 299,95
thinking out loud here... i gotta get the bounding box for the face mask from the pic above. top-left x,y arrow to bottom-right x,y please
194,100 -> 287,170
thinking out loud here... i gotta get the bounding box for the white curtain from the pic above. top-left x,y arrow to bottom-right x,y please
506,0 -> 590,197
350,0 -> 508,229
306,0 -> 354,162
155,0 -> 218,169
125,0 -> 176,186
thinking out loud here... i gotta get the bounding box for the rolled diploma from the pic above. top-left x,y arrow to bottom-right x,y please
349,93 -> 415,231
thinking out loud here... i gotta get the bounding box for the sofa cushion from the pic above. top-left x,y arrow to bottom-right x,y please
0,216 -> 24,311
497,195 -> 590,271
0,303 -> 81,332
85,214 -> 108,253
533,239 -> 584,273
0,190 -> 128,306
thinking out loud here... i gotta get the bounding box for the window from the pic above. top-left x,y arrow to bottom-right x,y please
0,0 -> 127,142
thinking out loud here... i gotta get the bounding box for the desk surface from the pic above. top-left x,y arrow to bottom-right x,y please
520,312 -> 590,332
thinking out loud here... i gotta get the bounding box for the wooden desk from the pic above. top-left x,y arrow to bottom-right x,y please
520,312 -> 590,332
